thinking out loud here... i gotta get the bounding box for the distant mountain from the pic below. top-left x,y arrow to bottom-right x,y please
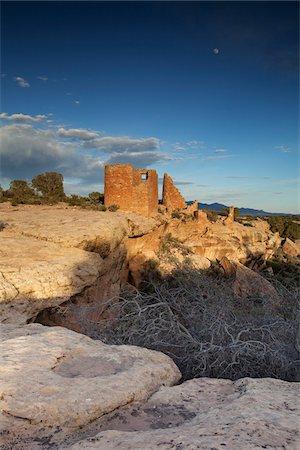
186,201 -> 296,217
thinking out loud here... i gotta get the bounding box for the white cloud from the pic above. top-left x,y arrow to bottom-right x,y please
106,150 -> 174,167
205,155 -> 231,160
37,76 -> 48,81
214,149 -> 227,153
0,112 -> 47,122
186,140 -> 205,148
0,123 -> 104,182
57,128 -> 100,140
276,145 -> 291,153
74,100 -> 80,105
13,76 -> 30,88
0,120 -> 169,185
225,176 -> 272,180
83,136 -> 161,153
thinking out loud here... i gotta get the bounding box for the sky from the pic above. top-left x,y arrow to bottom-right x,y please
0,0 -> 299,213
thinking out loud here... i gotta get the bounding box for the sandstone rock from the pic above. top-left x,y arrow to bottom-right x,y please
220,256 -> 280,304
188,254 -> 211,270
0,204 -> 159,327
0,202 -> 129,254
220,255 -> 236,276
166,219 -> 281,263
233,262 -> 281,303
66,377 -> 299,450
0,323 -> 181,448
283,237 -> 299,257
0,235 -> 104,323
195,209 -> 209,224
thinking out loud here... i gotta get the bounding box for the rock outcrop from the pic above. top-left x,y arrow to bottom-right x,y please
166,218 -> 281,263
282,237 -> 299,257
66,377 -> 299,450
0,204 -> 160,326
0,203 -> 282,329
0,204 -> 131,324
220,256 -> 281,304
0,323 -> 181,449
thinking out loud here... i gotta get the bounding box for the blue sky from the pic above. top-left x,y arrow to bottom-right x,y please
1,1 -> 299,213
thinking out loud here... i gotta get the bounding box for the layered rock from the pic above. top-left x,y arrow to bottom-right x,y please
0,204 -> 132,325
166,218 -> 281,263
0,323 -> 181,449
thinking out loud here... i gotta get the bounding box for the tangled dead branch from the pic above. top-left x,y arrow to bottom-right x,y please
81,266 -> 299,382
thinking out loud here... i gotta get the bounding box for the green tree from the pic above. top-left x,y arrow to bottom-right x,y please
32,172 -> 65,203
0,185 -> 4,203
7,179 -> 36,204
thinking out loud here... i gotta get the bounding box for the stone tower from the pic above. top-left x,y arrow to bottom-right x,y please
104,164 -> 158,217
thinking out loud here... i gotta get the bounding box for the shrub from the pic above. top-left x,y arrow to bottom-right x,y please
160,233 -> 191,257
266,216 -> 300,241
66,194 -> 89,207
171,209 -> 181,219
88,192 -> 104,204
6,179 -> 37,204
32,172 -> 65,203
97,204 -> 107,212
108,204 -> 119,212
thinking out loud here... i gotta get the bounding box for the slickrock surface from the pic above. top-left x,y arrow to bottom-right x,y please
0,203 -> 158,324
0,323 -> 181,449
0,202 -> 157,250
66,377 -> 299,450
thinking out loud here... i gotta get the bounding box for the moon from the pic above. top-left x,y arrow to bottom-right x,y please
213,48 -> 219,54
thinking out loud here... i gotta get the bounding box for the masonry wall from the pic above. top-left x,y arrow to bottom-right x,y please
162,173 -> 186,210
104,164 -> 158,217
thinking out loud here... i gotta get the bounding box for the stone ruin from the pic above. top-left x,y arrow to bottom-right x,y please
104,164 -> 234,223
162,173 -> 186,210
104,164 -> 158,217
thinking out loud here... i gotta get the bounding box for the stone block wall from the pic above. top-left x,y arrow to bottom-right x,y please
162,173 -> 186,210
104,164 -> 158,217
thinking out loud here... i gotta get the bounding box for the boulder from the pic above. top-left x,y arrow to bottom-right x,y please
220,256 -> 280,304
0,323 -> 181,448
188,254 -> 211,270
282,237 -> 299,257
66,377 -> 299,450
